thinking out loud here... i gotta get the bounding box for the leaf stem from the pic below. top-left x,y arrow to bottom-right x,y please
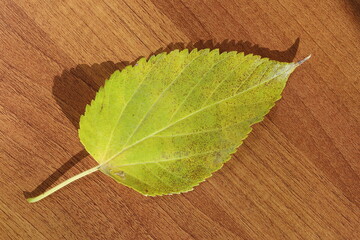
26,165 -> 100,203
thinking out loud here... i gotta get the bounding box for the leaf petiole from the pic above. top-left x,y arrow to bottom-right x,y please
26,165 -> 100,203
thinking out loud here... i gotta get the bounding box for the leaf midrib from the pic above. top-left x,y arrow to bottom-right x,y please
101,63 -> 294,167
100,54 -> 167,161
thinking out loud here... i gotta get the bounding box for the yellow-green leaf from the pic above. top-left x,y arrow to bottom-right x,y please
27,49 -> 309,202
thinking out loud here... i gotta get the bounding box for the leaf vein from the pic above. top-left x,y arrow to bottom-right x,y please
122,50 -> 208,148
154,120 -> 250,138
168,52 -> 232,122
155,162 -> 189,183
200,56 -> 251,107
101,54 -> 166,161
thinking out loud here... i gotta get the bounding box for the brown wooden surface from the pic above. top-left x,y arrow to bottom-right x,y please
1,0 -> 359,239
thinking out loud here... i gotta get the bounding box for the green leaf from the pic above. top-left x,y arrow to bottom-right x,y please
27,49 -> 310,202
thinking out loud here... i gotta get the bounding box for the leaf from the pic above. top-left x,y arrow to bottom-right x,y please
27,49 -> 310,202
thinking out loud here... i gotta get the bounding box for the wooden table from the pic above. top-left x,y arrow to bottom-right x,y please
1,0 -> 359,239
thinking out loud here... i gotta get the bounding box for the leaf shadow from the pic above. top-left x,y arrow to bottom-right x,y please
23,149 -> 89,198
24,38 -> 299,198
346,0 -> 360,29
53,38 -> 299,130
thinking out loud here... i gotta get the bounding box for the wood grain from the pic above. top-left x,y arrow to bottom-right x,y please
1,0 -> 359,239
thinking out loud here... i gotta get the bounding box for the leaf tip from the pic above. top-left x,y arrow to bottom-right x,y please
296,54 -> 311,66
